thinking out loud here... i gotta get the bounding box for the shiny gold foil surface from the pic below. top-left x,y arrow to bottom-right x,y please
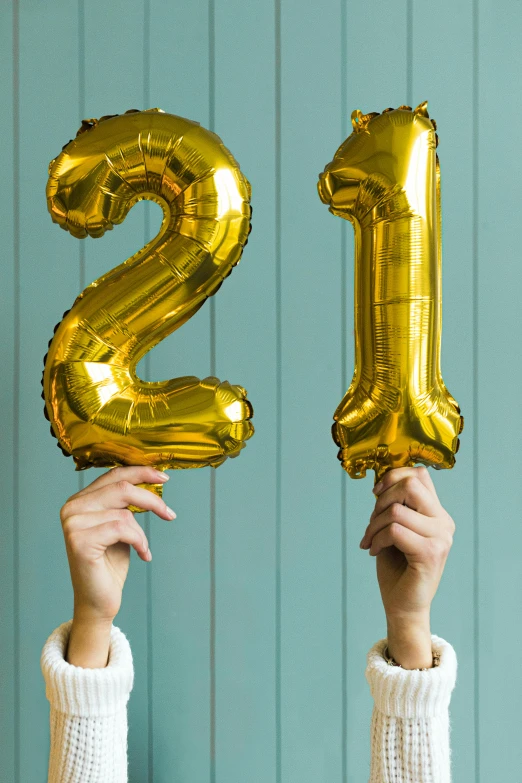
318,101 -> 463,481
42,109 -> 254,480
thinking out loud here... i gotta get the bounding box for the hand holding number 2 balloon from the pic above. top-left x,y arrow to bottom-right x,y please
42,109 -> 254,508
318,101 -> 464,482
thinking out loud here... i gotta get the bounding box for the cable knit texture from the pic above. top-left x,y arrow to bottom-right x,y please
365,633 -> 458,782
41,622 -> 457,783
41,619 -> 134,783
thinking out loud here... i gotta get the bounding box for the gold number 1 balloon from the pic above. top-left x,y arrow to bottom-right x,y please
42,109 -> 254,503
318,101 -> 463,481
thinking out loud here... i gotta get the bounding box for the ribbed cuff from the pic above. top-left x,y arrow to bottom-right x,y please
40,619 -> 134,718
365,633 -> 457,719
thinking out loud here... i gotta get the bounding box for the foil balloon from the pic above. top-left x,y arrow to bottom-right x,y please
318,101 -> 463,481
42,109 -> 254,507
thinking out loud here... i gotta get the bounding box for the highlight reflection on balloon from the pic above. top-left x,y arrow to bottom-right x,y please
318,101 -> 463,481
42,109 -> 254,499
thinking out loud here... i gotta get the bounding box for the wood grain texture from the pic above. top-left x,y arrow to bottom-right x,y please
279,2 -> 344,780
477,0 -> 522,777
17,3 -> 81,781
147,3 -> 213,783
0,3 -> 16,781
213,3 -> 277,781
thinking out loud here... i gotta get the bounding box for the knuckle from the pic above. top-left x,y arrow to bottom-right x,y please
111,517 -> 126,535
117,508 -> 134,524
60,500 -> 75,524
117,479 -> 131,495
66,530 -> 83,554
388,521 -> 403,538
416,466 -> 429,480
389,502 -> 404,522
109,466 -> 126,482
62,514 -> 80,536
404,475 -> 419,493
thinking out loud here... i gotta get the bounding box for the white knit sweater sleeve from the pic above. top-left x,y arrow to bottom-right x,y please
40,619 -> 134,783
365,633 -> 458,783
40,621 -> 456,782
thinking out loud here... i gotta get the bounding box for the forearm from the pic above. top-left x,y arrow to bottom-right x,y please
66,614 -> 113,668
386,612 -> 433,669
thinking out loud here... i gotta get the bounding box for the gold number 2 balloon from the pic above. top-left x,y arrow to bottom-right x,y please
318,101 -> 463,481
42,109 -> 254,499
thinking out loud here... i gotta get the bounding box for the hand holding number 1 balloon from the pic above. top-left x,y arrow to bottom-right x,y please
42,109 -> 254,507
318,101 -> 463,481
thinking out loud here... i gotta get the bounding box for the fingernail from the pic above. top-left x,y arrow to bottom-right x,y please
154,470 -> 169,482
166,506 -> 176,520
359,537 -> 366,549
373,481 -> 383,495
146,548 -> 152,561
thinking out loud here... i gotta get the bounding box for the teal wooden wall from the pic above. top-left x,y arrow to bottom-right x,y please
1,1 -> 520,781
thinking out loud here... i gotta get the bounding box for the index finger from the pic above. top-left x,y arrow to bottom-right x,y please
63,480 -> 175,521
67,465 -> 169,502
374,465 -> 435,497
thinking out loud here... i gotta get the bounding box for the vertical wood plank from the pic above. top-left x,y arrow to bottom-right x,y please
5,4 -> 522,780
81,4 -> 150,780
0,3 -> 16,780
147,4 -> 212,782
17,3 -> 81,780
213,2 -> 277,781
412,3 -> 476,778
341,5 -> 409,780
279,2 -> 344,780
477,0 -> 522,777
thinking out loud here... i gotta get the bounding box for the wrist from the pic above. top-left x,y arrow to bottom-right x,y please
72,605 -> 116,625
386,612 -> 433,670
72,594 -> 118,625
71,613 -> 114,633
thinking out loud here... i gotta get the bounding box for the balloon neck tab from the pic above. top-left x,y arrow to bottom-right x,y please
128,481 -> 164,514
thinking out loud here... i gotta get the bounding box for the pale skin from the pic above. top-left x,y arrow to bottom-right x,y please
61,464 -> 454,670
61,466 -> 175,668
361,465 -> 455,668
